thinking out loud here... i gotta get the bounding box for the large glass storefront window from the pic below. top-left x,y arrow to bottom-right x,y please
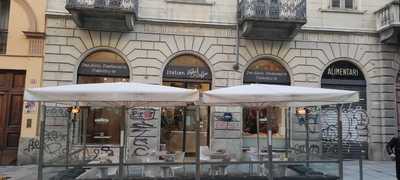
242,59 -> 290,139
321,60 -> 367,159
161,55 -> 212,156
77,51 -> 129,145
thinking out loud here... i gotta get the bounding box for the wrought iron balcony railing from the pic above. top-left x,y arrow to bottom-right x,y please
0,30 -> 7,54
239,0 -> 306,21
65,0 -> 138,31
66,0 -> 138,13
375,1 -> 400,32
375,1 -> 400,44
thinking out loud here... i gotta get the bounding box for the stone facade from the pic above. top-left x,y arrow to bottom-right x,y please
18,0 -> 400,163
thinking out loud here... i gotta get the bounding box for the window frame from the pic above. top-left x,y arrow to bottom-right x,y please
330,0 -> 357,10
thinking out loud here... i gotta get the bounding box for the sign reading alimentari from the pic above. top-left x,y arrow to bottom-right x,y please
78,62 -> 129,77
322,61 -> 365,81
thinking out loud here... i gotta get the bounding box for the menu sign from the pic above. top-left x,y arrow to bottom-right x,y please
244,70 -> 290,84
78,62 -> 129,77
163,66 -> 211,80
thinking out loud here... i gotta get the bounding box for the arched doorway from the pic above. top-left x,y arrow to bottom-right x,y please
77,50 -> 130,145
321,60 -> 368,159
242,58 -> 290,147
161,55 -> 212,156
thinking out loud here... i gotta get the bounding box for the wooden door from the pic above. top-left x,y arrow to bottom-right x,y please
0,70 -> 25,165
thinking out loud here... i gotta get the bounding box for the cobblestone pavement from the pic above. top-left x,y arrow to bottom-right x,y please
0,161 -> 397,180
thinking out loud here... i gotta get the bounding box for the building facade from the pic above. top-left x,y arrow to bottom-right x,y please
17,0 -> 400,164
0,0 -> 46,165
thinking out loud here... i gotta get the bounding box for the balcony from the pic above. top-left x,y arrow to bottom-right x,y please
375,1 -> 400,44
239,0 -> 307,40
65,0 -> 138,31
0,30 -> 7,54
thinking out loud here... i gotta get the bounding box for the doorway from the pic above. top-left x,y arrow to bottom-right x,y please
0,70 -> 25,165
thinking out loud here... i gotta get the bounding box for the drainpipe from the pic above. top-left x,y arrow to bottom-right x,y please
233,0 -> 240,71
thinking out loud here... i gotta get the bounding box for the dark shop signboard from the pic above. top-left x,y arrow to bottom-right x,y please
163,66 -> 212,80
78,62 -> 129,77
244,70 -> 290,84
322,61 -> 365,81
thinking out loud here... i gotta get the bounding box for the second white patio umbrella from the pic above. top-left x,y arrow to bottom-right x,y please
201,84 -> 359,180
201,84 -> 359,107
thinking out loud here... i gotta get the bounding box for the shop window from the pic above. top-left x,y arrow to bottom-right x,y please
77,51 -> 129,145
242,59 -> 290,137
321,60 -> 368,158
243,107 -> 281,136
161,55 -> 211,156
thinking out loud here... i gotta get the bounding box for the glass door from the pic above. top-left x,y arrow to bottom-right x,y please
161,81 -> 210,156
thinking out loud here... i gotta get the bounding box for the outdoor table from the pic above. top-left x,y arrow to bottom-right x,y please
247,150 -> 286,176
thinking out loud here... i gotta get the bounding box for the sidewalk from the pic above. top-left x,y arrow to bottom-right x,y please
343,160 -> 396,180
0,161 -> 397,180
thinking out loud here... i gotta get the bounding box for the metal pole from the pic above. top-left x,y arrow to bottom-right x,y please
359,144 -> 363,180
119,106 -> 127,179
195,105 -> 201,180
288,107 -> 292,151
267,109 -> 273,180
38,104 -> 46,180
66,109 -> 71,169
82,110 -> 87,164
337,104 -> 343,180
256,109 -> 260,161
285,108 -> 289,158
305,108 -> 310,168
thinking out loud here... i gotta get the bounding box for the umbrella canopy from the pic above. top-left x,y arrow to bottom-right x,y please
201,84 -> 359,107
24,82 -> 199,107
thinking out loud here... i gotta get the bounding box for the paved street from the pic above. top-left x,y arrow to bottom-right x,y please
343,161 -> 396,180
0,161 -> 397,180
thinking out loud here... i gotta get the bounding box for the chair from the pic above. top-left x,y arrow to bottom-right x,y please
169,151 -> 186,176
200,146 -> 211,161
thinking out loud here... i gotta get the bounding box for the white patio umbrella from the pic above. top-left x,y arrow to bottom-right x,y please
201,84 -> 359,107
201,84 -> 359,179
24,82 -> 199,106
25,82 -> 200,180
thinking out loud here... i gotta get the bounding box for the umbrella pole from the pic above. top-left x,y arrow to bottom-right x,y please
285,108 -> 289,159
305,108 -> 310,168
195,105 -> 201,180
256,109 -> 260,160
256,108 -> 261,175
119,106 -> 127,179
66,109 -> 71,169
337,104 -> 343,180
267,109 -> 273,180
38,104 -> 46,180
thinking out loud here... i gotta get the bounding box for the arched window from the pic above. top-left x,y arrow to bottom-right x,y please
321,60 -> 367,158
77,50 -> 130,145
243,59 -> 290,138
243,59 -> 290,85
161,55 -> 211,156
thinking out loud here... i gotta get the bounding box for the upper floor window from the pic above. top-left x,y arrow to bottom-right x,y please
331,0 -> 355,9
0,0 -> 10,54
